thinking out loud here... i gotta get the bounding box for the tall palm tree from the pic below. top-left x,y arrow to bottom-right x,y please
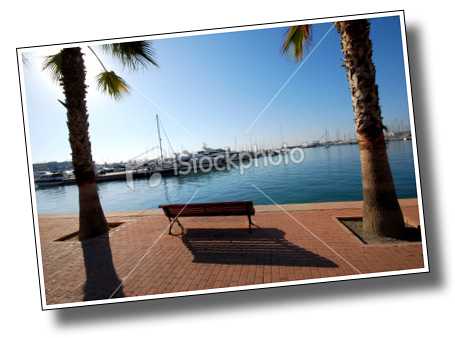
43,42 -> 158,240
283,19 -> 405,238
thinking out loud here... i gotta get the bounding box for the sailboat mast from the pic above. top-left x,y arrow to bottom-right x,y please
280,123 -> 284,147
156,114 -> 163,162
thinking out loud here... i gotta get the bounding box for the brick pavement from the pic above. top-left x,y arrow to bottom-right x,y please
36,199 -> 426,306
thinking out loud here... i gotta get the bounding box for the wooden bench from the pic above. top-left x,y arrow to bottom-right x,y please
158,201 -> 256,235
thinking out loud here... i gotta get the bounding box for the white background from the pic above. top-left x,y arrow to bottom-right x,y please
2,1 -> 451,336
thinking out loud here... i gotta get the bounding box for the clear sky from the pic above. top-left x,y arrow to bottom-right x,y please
22,15 -> 410,164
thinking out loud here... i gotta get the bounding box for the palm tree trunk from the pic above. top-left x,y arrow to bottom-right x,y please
335,20 -> 405,238
60,47 -> 109,241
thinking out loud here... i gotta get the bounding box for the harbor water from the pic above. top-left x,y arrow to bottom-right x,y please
34,140 -> 418,214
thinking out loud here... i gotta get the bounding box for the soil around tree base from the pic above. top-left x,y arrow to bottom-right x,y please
339,218 -> 422,245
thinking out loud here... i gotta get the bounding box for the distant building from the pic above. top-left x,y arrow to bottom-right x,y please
33,161 -> 73,172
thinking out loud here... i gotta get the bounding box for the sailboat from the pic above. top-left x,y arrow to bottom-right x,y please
152,115 -> 181,175
324,128 -> 331,148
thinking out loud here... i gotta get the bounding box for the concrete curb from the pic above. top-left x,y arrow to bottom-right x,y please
37,198 -> 418,219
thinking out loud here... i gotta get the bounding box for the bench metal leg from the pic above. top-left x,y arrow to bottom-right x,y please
168,217 -> 184,235
168,217 -> 175,235
247,214 -> 259,234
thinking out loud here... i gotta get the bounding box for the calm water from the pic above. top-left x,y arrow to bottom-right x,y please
34,140 -> 418,214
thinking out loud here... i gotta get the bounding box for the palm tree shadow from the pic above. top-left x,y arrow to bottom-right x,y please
180,228 -> 338,267
81,233 -> 124,301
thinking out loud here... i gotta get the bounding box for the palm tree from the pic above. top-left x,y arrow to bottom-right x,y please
283,19 -> 405,238
43,42 -> 158,240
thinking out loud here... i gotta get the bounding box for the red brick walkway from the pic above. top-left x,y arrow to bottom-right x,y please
37,199 -> 425,306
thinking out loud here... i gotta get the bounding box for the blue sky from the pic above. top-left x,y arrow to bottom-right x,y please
22,15 -> 410,164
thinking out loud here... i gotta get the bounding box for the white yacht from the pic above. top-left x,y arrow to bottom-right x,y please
34,171 -> 75,187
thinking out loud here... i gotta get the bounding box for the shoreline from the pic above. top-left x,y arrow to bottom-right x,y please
38,198 -> 419,218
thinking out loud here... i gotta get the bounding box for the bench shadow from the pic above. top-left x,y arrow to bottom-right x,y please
81,233 -> 125,301
180,228 -> 338,267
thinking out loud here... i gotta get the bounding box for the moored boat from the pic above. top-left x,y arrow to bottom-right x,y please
34,171 -> 75,187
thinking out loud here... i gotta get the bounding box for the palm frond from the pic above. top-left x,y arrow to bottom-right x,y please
95,71 -> 130,101
42,52 -> 63,83
100,41 -> 158,72
282,25 -> 313,61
